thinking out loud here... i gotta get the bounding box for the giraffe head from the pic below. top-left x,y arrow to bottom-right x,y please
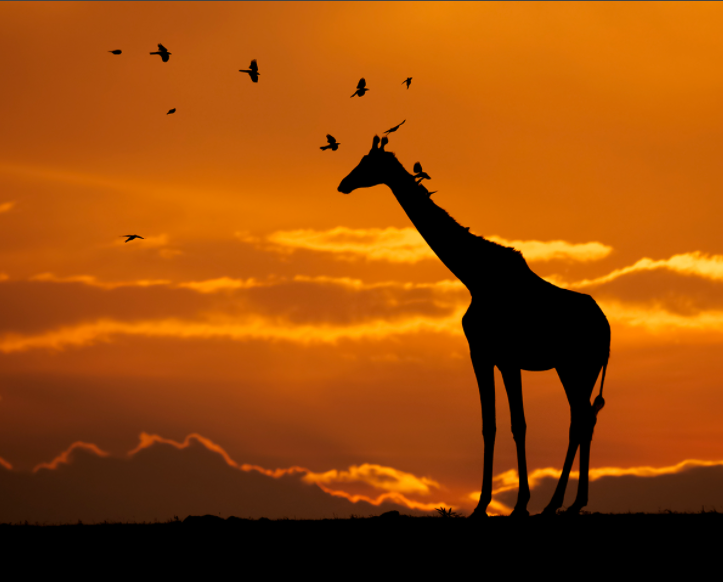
338,135 -> 401,194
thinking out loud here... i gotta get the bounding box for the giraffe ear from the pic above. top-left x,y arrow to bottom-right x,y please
371,135 -> 380,152
380,136 -> 388,151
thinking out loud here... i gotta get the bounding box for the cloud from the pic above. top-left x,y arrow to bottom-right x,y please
177,277 -> 272,293
11,253 -> 723,350
0,275 -> 469,352
599,300 -> 723,332
33,441 -> 109,472
541,250 -> 723,331
30,273 -> 171,290
1,433 -> 449,522
262,227 -> 437,263
0,201 -> 15,214
249,227 -> 611,264
479,459 -> 723,514
487,236 -> 612,262
303,463 -> 440,495
566,252 -> 723,289
0,309 -> 467,353
302,464 -> 446,512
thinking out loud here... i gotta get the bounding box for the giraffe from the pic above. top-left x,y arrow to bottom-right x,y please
338,136 -> 610,517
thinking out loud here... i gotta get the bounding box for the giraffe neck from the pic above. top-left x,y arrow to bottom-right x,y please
383,166 -> 524,291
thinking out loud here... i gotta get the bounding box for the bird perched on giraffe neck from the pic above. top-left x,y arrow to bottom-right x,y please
413,162 -> 431,183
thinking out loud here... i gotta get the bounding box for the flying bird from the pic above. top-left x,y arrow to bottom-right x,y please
402,77 -> 412,89
150,43 -> 171,62
121,235 -> 144,243
239,59 -> 260,82
320,134 -> 340,151
384,119 -> 406,135
167,108 -> 176,115
350,78 -> 369,98
108,50 -> 122,55
413,162 -> 431,183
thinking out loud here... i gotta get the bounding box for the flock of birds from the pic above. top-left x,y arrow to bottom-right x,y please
108,45 -> 430,242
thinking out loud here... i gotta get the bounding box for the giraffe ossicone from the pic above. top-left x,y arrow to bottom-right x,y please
339,135 -> 611,517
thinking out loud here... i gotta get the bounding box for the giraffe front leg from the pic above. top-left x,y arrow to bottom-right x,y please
469,355 -> 496,519
500,367 -> 530,517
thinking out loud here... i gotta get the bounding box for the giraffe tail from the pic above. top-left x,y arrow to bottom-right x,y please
592,360 -> 608,416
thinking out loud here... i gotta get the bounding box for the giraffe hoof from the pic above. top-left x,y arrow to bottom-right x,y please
510,508 -> 530,518
467,509 -> 489,520
539,506 -> 560,517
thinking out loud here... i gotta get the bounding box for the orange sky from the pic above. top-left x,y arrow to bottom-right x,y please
2,1 -> 723,520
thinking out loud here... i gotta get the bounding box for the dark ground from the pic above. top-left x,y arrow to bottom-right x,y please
2,511 -> 717,574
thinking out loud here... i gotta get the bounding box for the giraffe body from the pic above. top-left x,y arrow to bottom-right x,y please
338,136 -> 610,516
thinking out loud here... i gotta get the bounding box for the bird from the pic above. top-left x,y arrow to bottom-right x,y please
150,43 -> 171,62
121,235 -> 144,243
239,59 -> 260,82
402,77 -> 412,89
384,120 -> 406,135
320,134 -> 340,151
350,78 -> 369,98
167,108 -> 176,115
413,162 -> 431,183
108,50 -> 122,55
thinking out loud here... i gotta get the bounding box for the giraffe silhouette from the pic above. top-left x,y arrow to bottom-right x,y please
338,136 -> 610,517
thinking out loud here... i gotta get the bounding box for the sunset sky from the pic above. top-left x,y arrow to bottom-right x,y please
3,1 -> 723,522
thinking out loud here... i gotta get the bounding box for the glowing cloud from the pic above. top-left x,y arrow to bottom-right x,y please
0,201 -> 15,214
0,457 -> 12,470
469,459 -> 723,514
259,227 -> 612,264
127,432 -> 308,478
487,236 -> 612,262
265,227 -> 436,263
567,252 -> 723,288
303,463 -> 440,495
33,441 -> 110,472
16,272 -> 465,295
30,433 -> 453,514
30,273 -> 170,289
0,307 -> 467,353
178,277 -> 273,293
599,300 -> 723,332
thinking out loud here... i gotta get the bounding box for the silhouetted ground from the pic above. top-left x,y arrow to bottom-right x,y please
2,511 -> 717,573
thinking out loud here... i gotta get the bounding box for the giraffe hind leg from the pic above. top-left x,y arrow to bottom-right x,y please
543,363 -> 601,515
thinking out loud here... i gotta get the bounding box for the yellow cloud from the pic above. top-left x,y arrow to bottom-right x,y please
0,201 -> 15,214
467,458 -> 723,515
16,272 -> 466,296
599,300 -> 723,332
178,277 -> 274,293
265,227 -> 436,263
487,236 -> 612,262
30,273 -> 170,289
0,308 -> 467,353
303,463 -> 441,495
258,227 -> 612,264
566,251 -> 723,288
